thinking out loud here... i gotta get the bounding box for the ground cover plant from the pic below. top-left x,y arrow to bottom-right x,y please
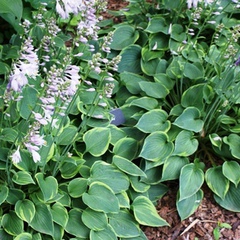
0,0 -> 239,239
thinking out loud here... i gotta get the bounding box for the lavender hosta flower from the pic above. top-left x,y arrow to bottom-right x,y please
56,0 -> 84,19
7,67 -> 28,92
11,146 -> 22,164
7,37 -> 39,92
62,65 -> 81,96
25,143 -> 41,163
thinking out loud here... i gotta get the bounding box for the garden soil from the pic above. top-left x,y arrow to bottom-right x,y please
105,0 -> 240,239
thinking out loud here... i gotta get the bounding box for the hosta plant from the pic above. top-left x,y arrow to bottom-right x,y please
0,0 -> 169,239
106,0 -> 240,220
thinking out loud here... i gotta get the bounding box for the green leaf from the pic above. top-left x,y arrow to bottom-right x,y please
161,156 -> 189,181
15,199 -> 35,223
0,62 -> 10,75
118,45 -> 142,74
14,233 -> 32,240
82,208 -> 108,230
35,173 -> 58,202
141,58 -> 167,77
166,57 -> 184,78
145,17 -> 169,34
60,157 -> 85,179
205,166 -> 229,199
30,204 -> 54,237
50,203 -> 68,228
139,81 -> 169,99
68,178 -> 88,198
173,107 -> 204,133
90,225 -> 117,240
12,171 -> 35,185
0,0 -> 23,32
110,25 -> 139,50
173,130 -> 198,156
0,128 -> 18,142
6,188 -> 25,204
113,155 -> 146,177
222,161 -> 240,187
83,127 -> 111,157
139,132 -> 174,162
181,84 -> 205,110
136,109 -> 170,133
90,161 -> 129,193
214,183 -> 240,212
109,210 -> 140,238
0,185 -> 9,205
132,196 -> 169,227
177,189 -> 203,221
113,137 -> 138,160
116,191 -> 130,208
170,24 -> 186,42
65,209 -> 89,238
183,62 -> 204,80
223,134 -> 240,159
130,97 -> 158,110
179,163 -> 204,201
2,211 -> 23,236
129,176 -> 150,193
56,125 -> 78,145
82,182 -> 119,213
120,72 -> 147,94
149,33 -> 169,50
17,87 -> 38,119
147,183 -> 168,204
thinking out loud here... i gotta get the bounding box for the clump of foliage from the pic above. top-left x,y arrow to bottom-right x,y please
106,0 -> 240,220
0,0 -> 240,239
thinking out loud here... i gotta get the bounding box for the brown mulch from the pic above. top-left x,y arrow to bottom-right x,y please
105,0 -> 240,239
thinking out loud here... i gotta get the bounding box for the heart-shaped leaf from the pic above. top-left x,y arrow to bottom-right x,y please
173,107 -> 204,132
223,161 -> 240,187
82,182 -> 119,213
89,161 -> 129,194
12,171 -> 35,185
65,209 -> 89,238
113,137 -> 138,160
110,25 -> 139,50
29,204 -> 54,236
223,134 -> 240,159
2,211 -> 23,236
35,173 -> 58,202
90,225 -> 117,240
113,155 -> 146,177
136,109 -> 170,133
68,178 -> 88,198
173,130 -> 199,156
83,127 -> 111,157
50,203 -> 69,228
82,208 -> 108,231
139,131 -> 174,162
179,163 -> 204,201
177,189 -> 203,221
161,156 -> 189,181
205,166 -> 229,199
132,196 -> 169,227
15,199 -> 35,223
214,183 -> 240,212
109,210 -> 140,238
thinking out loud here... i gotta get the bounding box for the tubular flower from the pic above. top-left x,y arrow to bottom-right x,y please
56,0 -> 84,19
7,37 -> 39,92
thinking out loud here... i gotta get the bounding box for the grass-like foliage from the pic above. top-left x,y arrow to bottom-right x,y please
0,0 -> 239,239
